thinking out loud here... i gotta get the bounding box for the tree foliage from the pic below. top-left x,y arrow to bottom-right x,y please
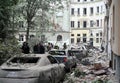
0,0 -> 20,64
0,0 -> 19,41
21,0 -> 64,42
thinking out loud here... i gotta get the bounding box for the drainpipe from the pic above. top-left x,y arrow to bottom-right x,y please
105,2 -> 109,56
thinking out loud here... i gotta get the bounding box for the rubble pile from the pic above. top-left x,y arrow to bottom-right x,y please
64,49 -> 116,83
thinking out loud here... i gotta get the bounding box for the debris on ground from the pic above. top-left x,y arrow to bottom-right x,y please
63,48 -> 116,83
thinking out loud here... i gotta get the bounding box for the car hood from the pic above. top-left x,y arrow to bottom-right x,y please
0,64 -> 41,78
0,68 -> 40,78
1,62 -> 38,69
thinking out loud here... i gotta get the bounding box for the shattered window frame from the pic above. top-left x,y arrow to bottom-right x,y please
10,57 -> 40,64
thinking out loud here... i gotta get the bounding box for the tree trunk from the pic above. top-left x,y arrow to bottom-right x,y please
26,21 -> 30,42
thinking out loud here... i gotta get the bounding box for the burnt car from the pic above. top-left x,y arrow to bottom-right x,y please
0,54 -> 65,83
71,45 -> 88,57
49,49 -> 77,72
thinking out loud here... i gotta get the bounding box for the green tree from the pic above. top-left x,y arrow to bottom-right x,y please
0,0 -> 18,41
21,0 -> 63,42
0,0 -> 20,64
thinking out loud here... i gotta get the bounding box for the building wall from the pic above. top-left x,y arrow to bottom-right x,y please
109,0 -> 120,56
71,29 -> 89,44
43,31 -> 70,48
16,1 -> 71,48
108,0 -> 120,82
70,0 -> 106,47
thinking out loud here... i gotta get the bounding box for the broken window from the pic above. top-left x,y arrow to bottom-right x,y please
19,34 -> 24,41
77,38 -> 81,43
10,57 -> 40,63
71,38 -> 74,43
57,35 -> 62,41
47,56 -> 58,64
49,51 -> 66,55
71,8 -> 74,15
83,8 -> 87,15
83,21 -> 87,28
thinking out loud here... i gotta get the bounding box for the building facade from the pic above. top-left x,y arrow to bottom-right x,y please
16,0 -> 106,48
106,0 -> 120,82
16,1 -> 71,48
70,0 -> 106,47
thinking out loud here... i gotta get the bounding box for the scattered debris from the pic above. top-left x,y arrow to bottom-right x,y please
63,48 -> 116,83
93,62 -> 103,70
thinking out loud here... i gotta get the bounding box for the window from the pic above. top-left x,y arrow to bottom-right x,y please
19,21 -> 24,28
96,33 -> 99,36
90,38 -> 93,46
90,38 -> 93,42
78,0 -> 80,2
101,19 -> 102,27
47,56 -> 58,64
96,38 -> 99,43
100,38 -> 102,42
78,21 -> 80,28
71,21 -> 75,27
10,57 -> 40,63
97,6 -> 99,13
77,38 -> 81,43
83,21 -> 87,28
30,35 -> 35,39
100,32 -> 102,36
71,8 -> 74,15
83,34 -> 86,37
90,7 -> 93,15
90,33 -> 93,36
90,20 -> 93,27
68,50 -> 80,57
71,34 -> 74,36
71,38 -> 74,43
78,8 -> 80,15
83,8 -> 87,15
83,38 -> 87,43
77,34 -> 80,36
19,34 -> 24,41
49,51 -> 65,55
83,34 -> 87,43
97,20 -> 99,26
41,35 -> 45,41
57,35 -> 62,41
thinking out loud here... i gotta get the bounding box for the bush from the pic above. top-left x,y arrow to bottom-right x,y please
0,38 -> 21,65
92,79 -> 109,83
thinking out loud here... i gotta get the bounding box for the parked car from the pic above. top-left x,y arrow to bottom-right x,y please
71,45 -> 88,57
79,45 -> 88,57
49,49 -> 77,72
0,54 -> 66,83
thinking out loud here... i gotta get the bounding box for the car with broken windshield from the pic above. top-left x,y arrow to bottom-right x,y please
71,45 -> 88,57
0,53 -> 65,83
49,49 -> 77,72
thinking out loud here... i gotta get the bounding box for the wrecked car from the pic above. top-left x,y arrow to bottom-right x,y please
49,49 -> 77,72
71,45 -> 88,57
0,54 -> 66,83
